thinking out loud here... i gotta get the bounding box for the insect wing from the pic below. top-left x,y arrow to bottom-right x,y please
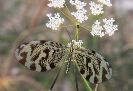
74,48 -> 112,83
15,40 -> 67,72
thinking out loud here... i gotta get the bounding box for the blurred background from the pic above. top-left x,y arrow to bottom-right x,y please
0,0 -> 133,91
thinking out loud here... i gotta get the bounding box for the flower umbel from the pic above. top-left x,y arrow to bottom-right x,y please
91,18 -> 118,37
48,0 -> 65,8
98,0 -> 112,7
90,20 -> 105,37
71,8 -> 88,23
89,1 -> 104,15
70,0 -> 87,10
46,13 -> 64,30
103,18 -> 118,36
46,0 -> 118,37
70,0 -> 88,23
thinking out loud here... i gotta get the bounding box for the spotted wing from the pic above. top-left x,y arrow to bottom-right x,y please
74,48 -> 112,83
15,40 -> 68,72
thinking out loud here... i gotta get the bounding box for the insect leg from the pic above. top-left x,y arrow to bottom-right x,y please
66,54 -> 72,74
49,62 -> 64,91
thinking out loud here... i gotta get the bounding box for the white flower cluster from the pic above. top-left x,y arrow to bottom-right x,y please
47,0 -> 65,8
91,20 -> 104,37
70,0 -> 88,23
103,18 -> 118,36
89,0 -> 112,15
89,1 -> 104,15
68,40 -> 83,48
46,13 -> 64,30
71,9 -> 88,23
99,0 -> 112,7
70,0 -> 87,9
91,18 -> 118,37
46,0 -> 117,37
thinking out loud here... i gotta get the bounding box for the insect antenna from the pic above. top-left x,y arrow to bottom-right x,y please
49,62 -> 65,91
64,25 -> 82,42
64,27 -> 72,42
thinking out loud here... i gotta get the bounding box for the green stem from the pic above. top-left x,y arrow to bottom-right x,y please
57,8 -> 75,24
88,13 -> 92,17
74,22 -> 92,91
74,61 -> 92,91
75,22 -> 79,41
80,24 -> 90,30
61,25 -> 75,27
81,75 -> 93,91
64,3 -> 78,23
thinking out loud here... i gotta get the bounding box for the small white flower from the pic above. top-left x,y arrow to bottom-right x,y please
69,0 -> 87,10
71,8 -> 88,23
67,40 -> 83,48
89,1 -> 104,15
91,18 -> 118,37
98,0 -> 112,7
90,20 -> 105,37
103,18 -> 118,36
46,13 -> 64,30
48,0 -> 65,8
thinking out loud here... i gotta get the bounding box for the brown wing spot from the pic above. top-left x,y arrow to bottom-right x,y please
91,50 -> 96,54
19,52 -> 27,65
59,43 -> 63,47
104,58 -> 108,62
54,42 -> 62,47
49,41 -> 54,44
104,58 -> 112,68
93,64 -> 99,75
80,68 -> 85,74
107,62 -> 112,68
86,67 -> 93,81
24,43 -> 28,45
30,63 -> 36,71
43,49 -> 50,54
43,49 -> 50,60
86,57 -> 91,63
30,44 -> 37,56
40,40 -> 47,44
42,57 -> 45,60
41,66 -> 47,72
86,57 -> 91,69
86,75 -> 91,81
18,46 -> 24,54
38,60 -> 47,72
102,67 -> 108,82
94,76 -> 98,83
31,51 -> 41,62
50,63 -> 56,69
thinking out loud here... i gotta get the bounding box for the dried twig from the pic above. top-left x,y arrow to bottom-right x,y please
95,84 -> 99,91
29,0 -> 48,30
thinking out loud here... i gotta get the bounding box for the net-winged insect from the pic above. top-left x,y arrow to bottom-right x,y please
15,40 -> 112,84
